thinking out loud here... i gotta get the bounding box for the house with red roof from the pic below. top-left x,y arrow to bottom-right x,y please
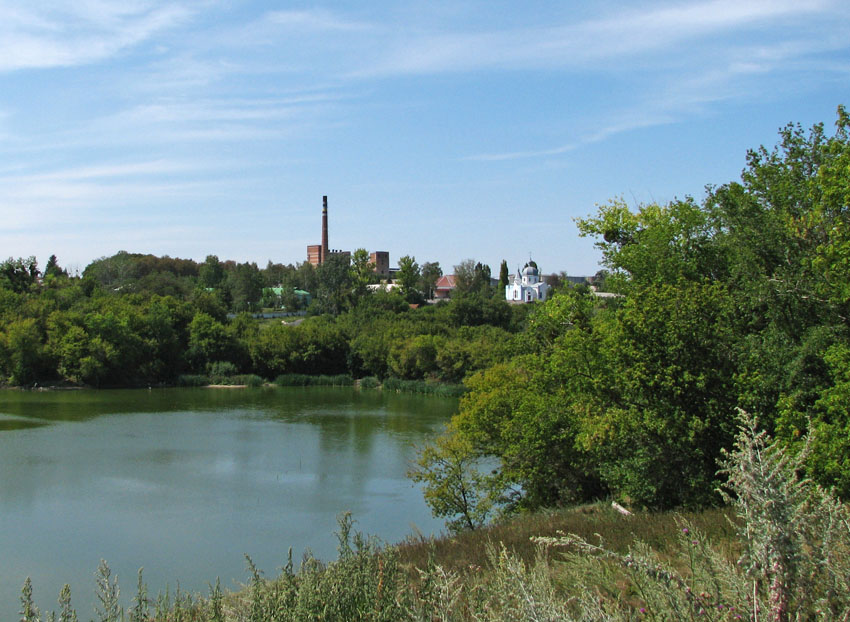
433,274 -> 457,300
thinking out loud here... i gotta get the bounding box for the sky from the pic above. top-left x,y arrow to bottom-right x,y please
1,1 -> 848,277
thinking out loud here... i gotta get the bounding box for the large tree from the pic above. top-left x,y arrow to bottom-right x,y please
420,261 -> 442,300
416,107 -> 850,519
396,255 -> 420,301
199,255 -> 225,289
226,262 -> 264,312
0,257 -> 39,294
350,248 -> 375,301
313,254 -> 353,316
497,260 -> 509,293
453,259 -> 492,296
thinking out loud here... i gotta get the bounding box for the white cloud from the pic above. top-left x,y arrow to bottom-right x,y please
439,0 -> 848,163
262,9 -> 373,33
3,160 -> 198,182
75,92 -> 342,145
0,2 -> 194,71
351,0 -> 841,77
464,143 -> 577,163
465,109 -> 676,162
0,159 -> 215,230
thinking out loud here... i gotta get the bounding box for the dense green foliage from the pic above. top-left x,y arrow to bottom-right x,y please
4,108 -> 850,526
0,251 -> 524,389
416,107 -> 850,518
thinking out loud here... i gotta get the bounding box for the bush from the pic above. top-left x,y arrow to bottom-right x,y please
230,374 -> 265,387
207,361 -> 238,377
359,376 -> 380,389
177,374 -> 210,387
274,373 -> 311,386
531,410 -> 850,621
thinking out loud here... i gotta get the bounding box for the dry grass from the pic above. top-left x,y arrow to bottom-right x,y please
398,502 -> 739,576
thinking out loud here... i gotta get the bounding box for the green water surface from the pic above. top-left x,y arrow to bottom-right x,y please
0,386 -> 456,617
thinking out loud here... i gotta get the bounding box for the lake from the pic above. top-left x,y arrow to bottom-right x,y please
0,387 -> 457,617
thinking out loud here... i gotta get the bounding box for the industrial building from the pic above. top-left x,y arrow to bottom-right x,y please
306,196 -> 388,274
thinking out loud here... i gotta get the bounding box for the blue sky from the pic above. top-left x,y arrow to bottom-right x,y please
1,1 -> 848,277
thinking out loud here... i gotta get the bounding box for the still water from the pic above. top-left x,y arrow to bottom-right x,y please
0,387 -> 457,617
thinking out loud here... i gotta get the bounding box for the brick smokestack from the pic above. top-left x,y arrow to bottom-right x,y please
321,195 -> 329,264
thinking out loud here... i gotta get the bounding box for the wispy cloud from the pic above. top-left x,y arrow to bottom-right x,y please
0,2 -> 193,71
465,110 -> 676,162
351,0 -> 838,77
79,92 -> 344,145
0,159 -> 198,184
262,9 -> 373,33
0,159 -> 211,224
464,143 -> 577,163
450,0 -> 846,162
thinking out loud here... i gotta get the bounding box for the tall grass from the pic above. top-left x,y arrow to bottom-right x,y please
382,377 -> 466,397
273,374 -> 354,387
18,410 -> 850,621
177,374 -> 265,387
176,374 -> 210,387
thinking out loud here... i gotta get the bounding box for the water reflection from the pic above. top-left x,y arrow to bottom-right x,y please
0,387 -> 456,617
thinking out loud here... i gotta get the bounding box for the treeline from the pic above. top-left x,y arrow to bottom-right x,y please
413,106 -> 850,522
5,108 -> 849,525
0,249 -> 529,387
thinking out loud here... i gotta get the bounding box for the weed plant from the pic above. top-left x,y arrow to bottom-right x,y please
17,411 -> 850,621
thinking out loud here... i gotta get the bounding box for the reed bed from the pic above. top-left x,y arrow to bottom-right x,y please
273,374 -> 354,387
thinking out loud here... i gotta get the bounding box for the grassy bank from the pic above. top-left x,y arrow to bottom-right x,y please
17,415 -> 850,621
174,372 -> 466,397
397,502 -> 739,575
16,504 -> 739,622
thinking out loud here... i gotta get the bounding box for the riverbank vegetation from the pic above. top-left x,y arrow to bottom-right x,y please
413,106 -> 850,523
0,254 -> 526,390
4,107 -> 850,619
2,110 -> 850,510
18,415 -> 850,621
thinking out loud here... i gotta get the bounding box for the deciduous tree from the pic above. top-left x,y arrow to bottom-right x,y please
396,255 -> 420,301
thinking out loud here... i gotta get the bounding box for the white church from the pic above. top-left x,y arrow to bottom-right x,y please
506,260 -> 551,303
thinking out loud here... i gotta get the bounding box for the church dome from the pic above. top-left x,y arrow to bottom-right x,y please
522,261 -> 539,277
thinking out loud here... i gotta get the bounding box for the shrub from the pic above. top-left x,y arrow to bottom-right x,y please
207,361 -> 238,377
229,374 -> 264,387
531,410 -> 850,621
274,373 -> 311,386
359,376 -> 380,389
177,374 -> 210,387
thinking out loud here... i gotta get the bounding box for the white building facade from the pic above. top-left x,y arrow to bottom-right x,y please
506,261 -> 551,303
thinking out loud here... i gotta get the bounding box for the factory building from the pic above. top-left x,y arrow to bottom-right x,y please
306,196 -> 386,272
